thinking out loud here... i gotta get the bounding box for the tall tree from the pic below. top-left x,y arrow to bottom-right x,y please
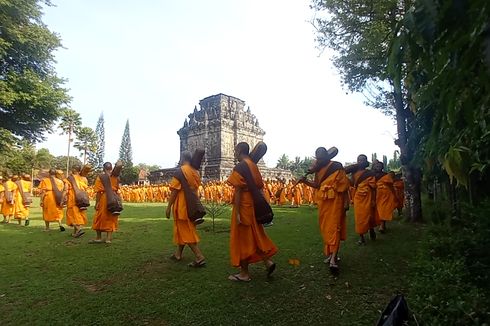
387,0 -> 490,205
74,127 -> 97,165
312,0 -> 423,222
119,120 -> 133,164
94,112 -> 105,170
58,108 -> 82,175
0,0 -> 70,149
119,120 -> 138,184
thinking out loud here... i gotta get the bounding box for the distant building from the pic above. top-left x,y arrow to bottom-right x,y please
150,93 -> 292,183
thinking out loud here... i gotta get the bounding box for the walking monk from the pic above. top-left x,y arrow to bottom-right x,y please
39,169 -> 66,231
14,174 -> 33,226
66,165 -> 90,238
350,155 -> 377,245
165,151 -> 206,267
298,147 -> 350,274
2,175 -> 18,224
227,142 -> 277,282
372,161 -> 397,233
90,162 -> 122,244
393,173 -> 405,216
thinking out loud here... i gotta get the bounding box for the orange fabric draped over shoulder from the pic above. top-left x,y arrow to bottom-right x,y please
315,162 -> 350,256
66,175 -> 88,226
92,175 -> 119,232
227,158 -> 277,267
169,163 -> 201,245
2,180 -> 17,216
40,177 -> 64,222
352,170 -> 376,234
375,173 -> 397,222
14,180 -> 31,219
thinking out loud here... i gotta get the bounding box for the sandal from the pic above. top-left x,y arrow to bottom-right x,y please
329,263 -> 340,276
369,229 -> 377,240
88,239 -> 104,244
75,230 -> 85,238
228,274 -> 251,282
188,259 -> 206,268
266,262 -> 276,277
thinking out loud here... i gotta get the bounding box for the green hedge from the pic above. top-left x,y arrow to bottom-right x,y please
409,200 -> 490,325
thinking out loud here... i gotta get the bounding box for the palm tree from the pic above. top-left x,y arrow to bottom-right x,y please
276,154 -> 291,170
74,127 -> 97,165
58,108 -> 82,175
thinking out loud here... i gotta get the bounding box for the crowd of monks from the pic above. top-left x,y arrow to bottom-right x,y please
111,181 -> 316,206
1,143 -> 405,280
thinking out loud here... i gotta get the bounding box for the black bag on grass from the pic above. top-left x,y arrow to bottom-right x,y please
376,294 -> 409,326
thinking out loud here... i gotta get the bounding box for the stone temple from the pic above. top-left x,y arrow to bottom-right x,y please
150,93 -> 292,182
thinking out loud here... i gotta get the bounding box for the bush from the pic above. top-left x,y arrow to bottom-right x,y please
409,200 -> 490,325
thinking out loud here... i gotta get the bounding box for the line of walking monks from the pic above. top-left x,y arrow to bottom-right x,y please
1,143 -> 404,280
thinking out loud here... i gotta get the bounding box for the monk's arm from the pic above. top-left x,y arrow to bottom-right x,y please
165,189 -> 178,219
298,178 -> 318,189
234,188 -> 242,224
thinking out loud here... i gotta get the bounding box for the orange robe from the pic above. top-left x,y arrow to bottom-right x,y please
227,158 -> 277,267
393,179 -> 405,210
39,177 -> 64,222
278,187 -> 287,205
14,180 -> 31,220
169,164 -> 201,245
92,175 -> 120,232
293,187 -> 302,206
375,173 -> 397,222
2,180 -> 17,217
315,162 -> 350,256
66,175 -> 88,226
352,170 -> 376,235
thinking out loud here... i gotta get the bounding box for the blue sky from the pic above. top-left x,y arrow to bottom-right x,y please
39,0 -> 398,167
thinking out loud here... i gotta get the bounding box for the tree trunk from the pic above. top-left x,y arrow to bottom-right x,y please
393,87 -> 423,222
66,128 -> 72,176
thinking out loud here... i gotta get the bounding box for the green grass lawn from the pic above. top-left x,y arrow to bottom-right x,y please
0,198 -> 422,325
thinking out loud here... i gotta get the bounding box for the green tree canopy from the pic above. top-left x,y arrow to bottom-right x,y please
74,126 -> 97,165
0,0 -> 70,148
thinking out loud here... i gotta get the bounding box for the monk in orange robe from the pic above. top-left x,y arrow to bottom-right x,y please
39,169 -> 66,231
90,162 -> 122,244
66,165 -> 89,238
227,142 -> 277,282
373,161 -> 397,233
2,175 -> 18,223
13,174 -> 32,226
393,173 -> 405,216
292,186 -> 302,207
298,147 -> 350,274
351,155 -> 377,245
165,151 -> 206,267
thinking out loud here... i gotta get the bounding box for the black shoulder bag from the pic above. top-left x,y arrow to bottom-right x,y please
173,168 -> 206,225
234,161 -> 273,225
68,175 -> 90,210
15,181 -> 32,207
100,174 -> 123,215
50,177 -> 65,207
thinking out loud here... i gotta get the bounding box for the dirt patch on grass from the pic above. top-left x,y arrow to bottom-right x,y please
76,278 -> 114,293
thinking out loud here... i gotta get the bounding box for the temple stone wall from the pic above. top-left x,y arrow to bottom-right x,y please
151,93 -> 292,182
